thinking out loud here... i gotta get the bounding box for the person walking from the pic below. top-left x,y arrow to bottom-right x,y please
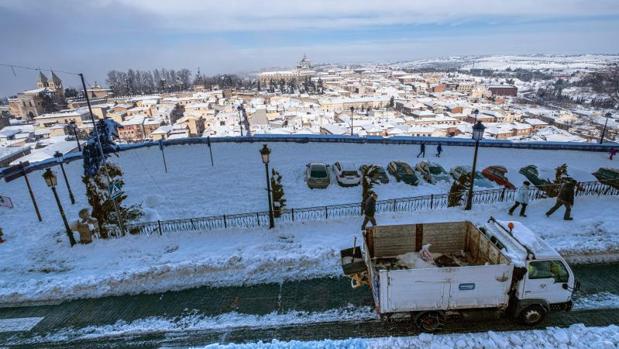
417,142 -> 426,158
545,180 -> 576,220
436,143 -> 443,157
610,148 -> 617,160
508,181 -> 531,217
361,192 -> 378,230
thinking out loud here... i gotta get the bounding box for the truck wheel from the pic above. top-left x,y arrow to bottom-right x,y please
519,305 -> 546,325
416,312 -> 442,332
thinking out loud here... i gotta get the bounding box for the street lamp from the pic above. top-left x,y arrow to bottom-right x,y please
465,121 -> 486,210
69,120 -> 81,152
473,109 -> 479,122
600,112 -> 612,144
43,168 -> 76,246
53,151 -> 76,205
350,106 -> 354,136
260,144 -> 275,229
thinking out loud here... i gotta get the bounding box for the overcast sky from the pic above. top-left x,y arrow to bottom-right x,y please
1,0 -> 619,96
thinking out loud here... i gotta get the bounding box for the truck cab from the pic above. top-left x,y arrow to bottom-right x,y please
483,218 -> 577,324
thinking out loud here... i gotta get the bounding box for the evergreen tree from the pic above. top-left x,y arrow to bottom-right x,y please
82,119 -> 143,237
448,174 -> 470,207
360,165 -> 380,214
82,163 -> 143,237
270,169 -> 286,218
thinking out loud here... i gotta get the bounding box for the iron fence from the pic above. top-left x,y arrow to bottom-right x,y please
106,180 -> 618,237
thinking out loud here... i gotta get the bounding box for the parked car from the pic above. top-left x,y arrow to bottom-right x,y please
387,161 -> 419,185
415,161 -> 450,184
305,162 -> 330,189
333,161 -> 361,187
450,165 -> 495,188
592,168 -> 619,190
359,164 -> 389,184
481,165 -> 516,189
519,165 -> 553,188
519,165 -> 560,196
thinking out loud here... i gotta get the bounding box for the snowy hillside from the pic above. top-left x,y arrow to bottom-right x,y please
392,54 -> 619,73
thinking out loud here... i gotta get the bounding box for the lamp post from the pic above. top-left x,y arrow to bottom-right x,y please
260,144 -> 275,229
473,109 -> 479,122
69,120 -> 81,152
350,106 -> 354,136
465,121 -> 486,210
600,112 -> 612,144
53,151 -> 75,205
43,169 -> 76,246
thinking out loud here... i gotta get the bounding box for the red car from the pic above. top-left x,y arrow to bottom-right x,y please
482,166 -> 515,189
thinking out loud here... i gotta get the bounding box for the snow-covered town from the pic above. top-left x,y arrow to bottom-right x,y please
1,1 -> 619,348
2,54 -> 619,169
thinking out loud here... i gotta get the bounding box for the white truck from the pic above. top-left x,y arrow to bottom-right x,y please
340,217 -> 579,332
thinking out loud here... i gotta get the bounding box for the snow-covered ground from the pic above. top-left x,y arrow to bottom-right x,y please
5,293 -> 619,346
0,142 -> 616,304
0,195 -> 617,305
197,324 -> 619,349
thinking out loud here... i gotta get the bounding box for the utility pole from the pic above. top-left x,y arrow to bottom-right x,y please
600,112 -> 612,144
350,106 -> 354,136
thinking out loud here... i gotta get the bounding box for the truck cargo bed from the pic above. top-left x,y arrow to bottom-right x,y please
363,221 -> 514,314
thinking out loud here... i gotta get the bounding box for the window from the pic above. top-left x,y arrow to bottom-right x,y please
528,260 -> 569,283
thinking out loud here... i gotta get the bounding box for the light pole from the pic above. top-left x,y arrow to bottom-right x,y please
600,112 -> 612,144
465,121 -> 486,210
43,169 -> 76,246
69,120 -> 81,152
473,109 -> 479,122
260,144 -> 275,229
350,106 -> 354,136
53,151 -> 75,205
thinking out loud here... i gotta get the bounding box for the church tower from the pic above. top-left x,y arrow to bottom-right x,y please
49,71 -> 64,97
36,71 -> 49,89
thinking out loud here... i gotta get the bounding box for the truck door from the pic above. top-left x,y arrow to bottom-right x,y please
522,260 -> 573,304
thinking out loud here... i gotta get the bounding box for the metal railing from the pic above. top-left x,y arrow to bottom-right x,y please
107,179 -> 618,237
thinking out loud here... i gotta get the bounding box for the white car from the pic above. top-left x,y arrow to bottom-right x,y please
333,161 -> 361,187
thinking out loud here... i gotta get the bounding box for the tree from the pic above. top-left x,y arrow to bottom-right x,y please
270,169 -> 286,218
81,119 -> 143,237
448,174 -> 470,207
39,91 -> 59,113
82,163 -> 143,237
64,88 -> 79,98
360,165 -> 380,214
389,96 -> 395,108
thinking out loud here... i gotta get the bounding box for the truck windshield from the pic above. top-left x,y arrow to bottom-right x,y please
528,260 -> 569,283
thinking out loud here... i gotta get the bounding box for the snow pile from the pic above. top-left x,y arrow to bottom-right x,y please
6,306 -> 375,346
197,324 -> 619,349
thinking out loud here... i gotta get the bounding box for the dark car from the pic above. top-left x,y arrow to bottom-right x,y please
387,161 -> 419,186
593,167 -> 619,190
359,164 -> 389,184
481,165 -> 515,189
